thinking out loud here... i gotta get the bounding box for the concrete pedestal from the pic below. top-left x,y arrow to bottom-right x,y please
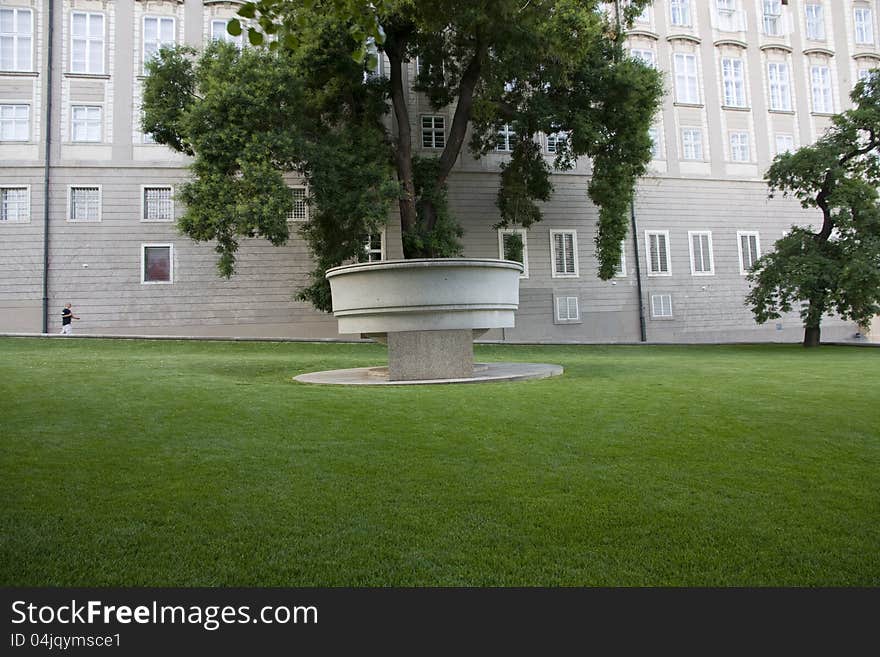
387,329 -> 473,380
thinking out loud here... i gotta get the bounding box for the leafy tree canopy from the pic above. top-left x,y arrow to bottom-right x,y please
748,72 -> 880,346
143,0 -> 662,310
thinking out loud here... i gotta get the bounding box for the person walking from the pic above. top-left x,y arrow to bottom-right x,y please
60,303 -> 80,335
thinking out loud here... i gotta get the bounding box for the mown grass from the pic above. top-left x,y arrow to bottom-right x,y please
0,337 -> 877,586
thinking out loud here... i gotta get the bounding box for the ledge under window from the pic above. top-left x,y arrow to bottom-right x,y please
0,70 -> 39,77
64,73 -> 111,80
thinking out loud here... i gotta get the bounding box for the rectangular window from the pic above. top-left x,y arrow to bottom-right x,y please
631,48 -> 656,67
651,294 -> 673,319
811,65 -> 833,113
211,19 -> 243,48
550,230 -> 578,278
498,228 -> 528,278
546,131 -> 567,154
648,127 -> 661,159
142,186 -> 173,222
68,186 -> 101,222
496,123 -> 518,152
0,186 -> 29,222
805,4 -> 825,40
142,244 -> 173,284
362,232 -> 384,262
767,62 -> 792,111
688,231 -> 714,275
421,115 -> 445,149
775,133 -> 795,154
287,186 -> 308,221
614,240 -> 627,277
71,105 -> 101,142
855,7 -> 874,45
673,53 -> 700,104
721,57 -> 746,107
645,230 -> 671,276
0,7 -> 32,71
71,11 -> 104,74
556,296 -> 579,322
763,0 -> 783,36
681,128 -> 703,160
737,231 -> 761,274
729,131 -> 750,162
143,16 -> 175,74
670,0 -> 692,27
858,68 -> 875,83
0,104 -> 28,141
716,0 -> 742,31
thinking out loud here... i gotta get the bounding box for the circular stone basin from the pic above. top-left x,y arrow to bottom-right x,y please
326,258 -> 524,335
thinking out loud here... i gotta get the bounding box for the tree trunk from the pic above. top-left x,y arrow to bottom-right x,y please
384,40 -> 418,256
803,324 -> 821,347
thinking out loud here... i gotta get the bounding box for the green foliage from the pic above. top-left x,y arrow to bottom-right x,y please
144,0 -> 663,311
750,72 -> 880,341
402,157 -> 463,258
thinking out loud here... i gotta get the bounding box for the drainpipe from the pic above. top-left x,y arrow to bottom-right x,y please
41,0 -> 55,333
630,200 -> 647,342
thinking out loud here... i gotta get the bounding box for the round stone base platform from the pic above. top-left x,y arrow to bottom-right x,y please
294,362 -> 563,386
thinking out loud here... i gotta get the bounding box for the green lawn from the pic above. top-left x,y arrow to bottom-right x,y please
0,337 -> 878,586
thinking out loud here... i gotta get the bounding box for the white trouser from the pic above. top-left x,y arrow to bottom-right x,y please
60,324 -> 72,335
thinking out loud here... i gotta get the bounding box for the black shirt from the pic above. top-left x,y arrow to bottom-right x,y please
62,308 -> 72,325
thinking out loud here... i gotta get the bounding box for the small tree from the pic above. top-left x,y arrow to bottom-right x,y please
748,73 -> 880,347
143,0 -> 663,310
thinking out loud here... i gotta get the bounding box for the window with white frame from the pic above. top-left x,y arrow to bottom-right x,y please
648,126 -> 661,159
142,244 -> 173,284
68,186 -> 100,222
0,186 -> 29,222
631,48 -> 656,67
0,7 -> 32,71
498,228 -> 528,278
855,7 -> 874,45
614,240 -> 627,277
211,19 -> 243,48
142,186 -> 173,222
721,57 -> 746,107
767,61 -> 792,110
737,231 -> 761,273
681,127 -> 703,160
550,230 -> 578,278
143,16 -> 175,75
634,3 -> 651,24
715,0 -> 742,31
810,65 -> 833,113
673,52 -> 700,104
70,11 -> 104,74
651,294 -> 673,319
143,130 -> 157,144
805,4 -> 825,40
729,131 -> 750,162
775,133 -> 795,154
763,0 -> 783,36
0,104 -> 28,141
688,231 -> 714,275
645,230 -> 671,276
362,231 -> 384,262
670,0 -> 692,27
421,115 -> 445,149
496,123 -> 518,152
287,186 -> 308,221
71,105 -> 101,142
555,295 -> 579,322
546,131 -> 568,154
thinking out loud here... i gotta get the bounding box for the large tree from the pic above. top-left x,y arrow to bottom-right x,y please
143,0 -> 662,310
748,72 -> 880,347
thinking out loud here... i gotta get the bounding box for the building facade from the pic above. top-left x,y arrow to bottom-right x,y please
0,0 -> 877,342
